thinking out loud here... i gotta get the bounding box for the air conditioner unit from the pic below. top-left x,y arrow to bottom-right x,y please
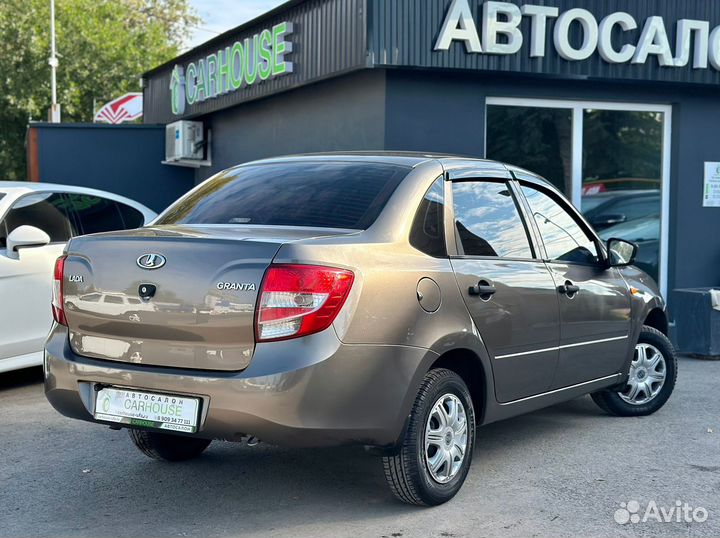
165,120 -> 204,161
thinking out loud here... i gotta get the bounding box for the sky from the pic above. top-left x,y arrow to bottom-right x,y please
187,0 -> 287,50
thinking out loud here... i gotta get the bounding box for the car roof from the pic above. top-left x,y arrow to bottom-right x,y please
0,182 -> 156,217
234,152 -> 554,187
239,151 -> 480,168
0,181 -> 123,194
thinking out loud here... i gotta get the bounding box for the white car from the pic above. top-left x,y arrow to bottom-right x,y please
0,183 -> 156,373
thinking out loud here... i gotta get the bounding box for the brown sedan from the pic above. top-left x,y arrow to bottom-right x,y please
45,154 -> 677,505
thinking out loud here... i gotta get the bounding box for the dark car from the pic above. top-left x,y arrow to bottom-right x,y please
583,190 -> 661,230
45,154 -> 677,506
599,216 -> 660,279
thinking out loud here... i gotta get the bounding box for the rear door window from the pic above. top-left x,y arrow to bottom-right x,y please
156,162 -> 411,229
0,192 -> 73,248
452,181 -> 534,259
116,202 -> 146,228
65,194 -> 125,235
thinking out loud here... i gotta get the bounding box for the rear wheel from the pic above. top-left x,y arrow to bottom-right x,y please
128,429 -> 211,462
382,368 -> 475,506
592,326 -> 677,417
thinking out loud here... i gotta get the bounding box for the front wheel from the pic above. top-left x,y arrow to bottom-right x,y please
382,368 -> 476,506
592,326 -> 677,417
128,429 -> 212,462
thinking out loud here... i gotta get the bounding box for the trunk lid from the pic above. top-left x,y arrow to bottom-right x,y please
63,225 -> 352,371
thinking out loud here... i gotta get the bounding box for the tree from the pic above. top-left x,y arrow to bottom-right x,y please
0,0 -> 200,180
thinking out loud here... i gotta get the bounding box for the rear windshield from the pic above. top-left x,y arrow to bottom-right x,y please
156,162 -> 411,230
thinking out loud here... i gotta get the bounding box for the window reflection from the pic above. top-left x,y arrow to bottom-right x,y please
487,105 -> 572,193
452,182 -> 533,259
581,110 -> 663,282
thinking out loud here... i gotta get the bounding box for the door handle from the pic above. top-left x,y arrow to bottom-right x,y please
558,281 -> 580,297
469,280 -> 497,299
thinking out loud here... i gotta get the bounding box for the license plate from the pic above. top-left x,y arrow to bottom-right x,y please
94,387 -> 200,433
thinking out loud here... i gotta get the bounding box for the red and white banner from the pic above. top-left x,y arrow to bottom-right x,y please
94,93 -> 143,124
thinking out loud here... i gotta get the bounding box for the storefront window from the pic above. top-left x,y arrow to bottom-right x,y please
486,100 -> 667,288
486,105 -> 572,193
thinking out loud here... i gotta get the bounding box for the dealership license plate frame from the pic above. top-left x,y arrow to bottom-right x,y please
94,386 -> 201,433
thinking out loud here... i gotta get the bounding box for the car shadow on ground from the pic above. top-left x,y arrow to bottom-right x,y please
0,366 -> 43,390
11,396 -> 610,538
1,369 -> 614,537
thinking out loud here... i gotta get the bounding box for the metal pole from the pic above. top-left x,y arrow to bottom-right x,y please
48,0 -> 60,122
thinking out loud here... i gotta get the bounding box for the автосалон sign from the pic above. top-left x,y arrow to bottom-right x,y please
170,22 -> 293,115
436,0 -> 720,71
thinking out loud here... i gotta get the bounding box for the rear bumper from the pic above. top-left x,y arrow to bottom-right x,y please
44,324 -> 435,448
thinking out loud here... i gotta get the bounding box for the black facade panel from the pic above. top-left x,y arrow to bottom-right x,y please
195,70 -> 387,183
384,70 -> 485,157
369,0 -> 720,85
144,0 -> 368,124
33,124 -> 195,213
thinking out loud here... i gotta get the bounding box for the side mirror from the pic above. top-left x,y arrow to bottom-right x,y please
6,225 -> 51,257
607,238 -> 638,267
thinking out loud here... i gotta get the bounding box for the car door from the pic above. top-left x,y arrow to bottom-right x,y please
448,173 -> 561,403
0,192 -> 73,362
518,181 -> 632,389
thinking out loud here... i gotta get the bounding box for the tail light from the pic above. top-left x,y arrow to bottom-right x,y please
256,264 -> 355,342
52,255 -> 67,326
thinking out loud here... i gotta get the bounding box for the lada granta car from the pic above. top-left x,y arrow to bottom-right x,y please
45,154 -> 677,505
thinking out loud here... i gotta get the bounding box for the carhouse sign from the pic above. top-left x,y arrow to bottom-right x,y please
170,22 -> 294,115
436,0 -> 720,70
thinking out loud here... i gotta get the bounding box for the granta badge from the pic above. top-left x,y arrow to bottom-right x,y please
137,253 -> 166,270
217,282 -> 256,291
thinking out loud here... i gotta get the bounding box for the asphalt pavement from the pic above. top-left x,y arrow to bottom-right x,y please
1,357 -> 719,538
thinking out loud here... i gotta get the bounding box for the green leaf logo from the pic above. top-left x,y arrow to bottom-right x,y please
170,65 -> 186,116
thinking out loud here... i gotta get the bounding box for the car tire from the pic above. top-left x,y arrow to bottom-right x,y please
128,429 -> 211,462
382,368 -> 476,506
591,326 -> 677,417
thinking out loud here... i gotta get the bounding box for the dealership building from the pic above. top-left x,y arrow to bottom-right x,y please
34,0 -> 720,319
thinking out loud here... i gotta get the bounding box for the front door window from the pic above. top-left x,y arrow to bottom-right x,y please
0,192 -> 73,248
521,185 -> 600,266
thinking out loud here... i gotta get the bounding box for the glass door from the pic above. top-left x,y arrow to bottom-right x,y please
486,105 -> 572,194
486,98 -> 671,296
581,110 -> 663,284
